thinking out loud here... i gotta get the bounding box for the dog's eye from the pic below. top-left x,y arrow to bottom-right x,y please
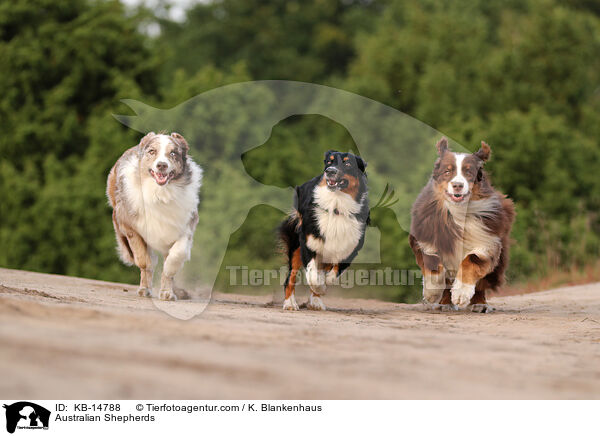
170,151 -> 177,157
148,149 -> 156,155
444,169 -> 452,175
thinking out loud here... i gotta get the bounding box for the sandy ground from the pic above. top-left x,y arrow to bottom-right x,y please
1,267 -> 599,399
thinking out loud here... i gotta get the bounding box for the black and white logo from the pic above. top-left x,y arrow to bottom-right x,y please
3,402 -> 50,434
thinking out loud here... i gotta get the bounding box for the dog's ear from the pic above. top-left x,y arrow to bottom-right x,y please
324,150 -> 336,164
137,132 -> 156,150
475,141 -> 491,161
476,168 -> 483,182
171,132 -> 190,153
436,137 -> 449,156
355,156 -> 367,173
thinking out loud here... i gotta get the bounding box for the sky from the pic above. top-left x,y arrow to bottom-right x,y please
120,0 -> 201,21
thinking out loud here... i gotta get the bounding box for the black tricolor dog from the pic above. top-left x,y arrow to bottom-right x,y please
279,151 -> 369,311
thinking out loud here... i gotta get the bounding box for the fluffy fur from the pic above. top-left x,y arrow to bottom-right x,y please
106,132 -> 202,300
279,151 -> 369,311
409,137 -> 515,312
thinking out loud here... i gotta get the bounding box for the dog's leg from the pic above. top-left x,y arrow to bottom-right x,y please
122,227 -> 153,297
329,239 -> 363,286
434,288 -> 457,311
451,254 -> 492,307
324,264 -> 339,286
159,235 -> 192,301
112,211 -> 135,266
144,249 -> 157,295
283,248 -> 301,311
409,236 -> 445,305
307,291 -> 326,311
327,237 -> 363,287
422,257 -> 446,305
415,250 -> 446,306
299,242 -> 326,311
468,283 -> 494,313
305,258 -> 326,311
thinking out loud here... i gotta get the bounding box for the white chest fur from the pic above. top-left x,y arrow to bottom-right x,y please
307,185 -> 365,264
119,155 -> 201,255
443,197 -> 502,274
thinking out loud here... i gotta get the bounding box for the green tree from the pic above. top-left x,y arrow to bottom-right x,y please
2,0 -> 599,301
0,0 -> 159,280
156,0 -> 383,83
344,0 -> 600,287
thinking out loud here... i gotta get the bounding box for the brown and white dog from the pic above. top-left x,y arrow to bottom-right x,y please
106,132 -> 202,300
409,137 -> 515,312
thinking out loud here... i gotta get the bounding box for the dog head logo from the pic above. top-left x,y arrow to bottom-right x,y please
114,81 -> 473,318
3,402 -> 50,434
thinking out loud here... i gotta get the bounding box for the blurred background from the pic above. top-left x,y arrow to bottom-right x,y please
1,0 -> 599,303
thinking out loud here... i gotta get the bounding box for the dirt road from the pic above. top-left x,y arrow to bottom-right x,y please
1,268 -> 599,399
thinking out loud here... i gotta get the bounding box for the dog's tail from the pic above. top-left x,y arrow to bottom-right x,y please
106,165 -> 135,265
115,232 -> 135,266
111,212 -> 135,266
278,210 -> 302,299
279,210 -> 301,258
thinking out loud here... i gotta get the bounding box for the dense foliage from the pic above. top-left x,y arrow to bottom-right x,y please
1,0 -> 598,301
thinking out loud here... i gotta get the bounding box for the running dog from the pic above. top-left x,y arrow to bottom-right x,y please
106,132 -> 202,300
409,137 -> 515,312
279,151 -> 369,311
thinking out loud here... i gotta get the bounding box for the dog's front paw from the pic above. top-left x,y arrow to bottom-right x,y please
423,273 -> 445,304
173,287 -> 191,300
158,289 -> 178,301
306,293 -> 326,311
138,287 -> 152,297
422,302 -> 457,312
306,262 -> 326,294
423,288 -> 443,304
283,294 -> 299,311
469,303 -> 494,313
451,280 -> 476,307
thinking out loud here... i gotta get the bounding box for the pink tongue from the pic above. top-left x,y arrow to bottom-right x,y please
155,173 -> 167,183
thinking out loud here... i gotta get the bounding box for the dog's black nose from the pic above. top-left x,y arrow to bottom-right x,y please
156,161 -> 168,172
451,181 -> 464,191
325,167 -> 338,177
